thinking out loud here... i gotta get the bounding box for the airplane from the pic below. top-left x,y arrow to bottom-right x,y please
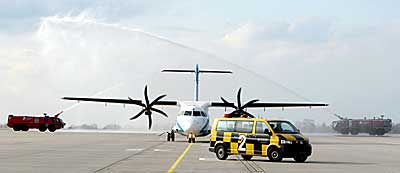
63,64 -> 328,143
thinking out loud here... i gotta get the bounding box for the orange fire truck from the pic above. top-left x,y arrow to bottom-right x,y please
7,112 -> 66,132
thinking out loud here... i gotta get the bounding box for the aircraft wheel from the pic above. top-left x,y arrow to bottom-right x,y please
215,144 -> 228,160
167,133 -> 171,141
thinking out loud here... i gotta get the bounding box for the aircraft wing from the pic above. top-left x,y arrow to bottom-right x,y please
62,97 -> 178,106
210,101 -> 328,108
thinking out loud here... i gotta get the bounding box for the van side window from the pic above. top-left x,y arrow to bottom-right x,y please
256,121 -> 270,134
217,120 -> 235,132
235,121 -> 254,133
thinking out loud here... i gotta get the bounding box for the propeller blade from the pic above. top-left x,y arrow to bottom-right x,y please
242,111 -> 255,118
144,85 -> 150,106
221,97 -> 237,109
147,114 -> 152,129
151,107 -> 168,118
237,88 -> 242,109
240,99 -> 259,110
149,94 -> 167,107
130,109 -> 146,120
128,97 -> 145,107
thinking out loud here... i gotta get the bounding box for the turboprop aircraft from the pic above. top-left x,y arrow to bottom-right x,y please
63,64 -> 328,143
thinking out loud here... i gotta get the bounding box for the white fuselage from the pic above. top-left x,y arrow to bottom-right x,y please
172,101 -> 211,137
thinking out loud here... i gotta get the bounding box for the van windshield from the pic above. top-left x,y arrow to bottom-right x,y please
268,121 -> 299,134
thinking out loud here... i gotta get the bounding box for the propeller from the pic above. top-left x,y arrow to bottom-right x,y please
129,85 -> 168,129
220,88 -> 259,118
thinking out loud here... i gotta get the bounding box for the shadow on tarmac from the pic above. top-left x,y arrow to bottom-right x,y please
248,159 -> 376,165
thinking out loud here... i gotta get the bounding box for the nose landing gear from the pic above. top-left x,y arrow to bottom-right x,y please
188,133 -> 196,143
167,130 -> 175,142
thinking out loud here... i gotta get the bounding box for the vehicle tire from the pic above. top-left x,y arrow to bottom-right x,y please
340,130 -> 349,135
242,155 -> 253,160
167,133 -> 171,141
192,138 -> 195,143
215,144 -> 228,160
350,130 -> 359,135
13,125 -> 21,131
376,129 -> 385,136
268,147 -> 283,162
22,126 -> 29,131
48,126 -> 56,132
293,154 -> 308,163
39,125 -> 47,132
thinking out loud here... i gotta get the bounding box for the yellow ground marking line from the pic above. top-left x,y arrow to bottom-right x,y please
167,143 -> 193,173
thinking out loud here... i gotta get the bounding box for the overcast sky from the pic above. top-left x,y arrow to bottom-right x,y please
1,0 -> 399,129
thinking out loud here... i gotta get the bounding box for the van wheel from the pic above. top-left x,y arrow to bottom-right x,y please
293,154 -> 308,163
39,125 -> 47,132
215,144 -> 228,160
268,147 -> 283,162
242,155 -> 253,160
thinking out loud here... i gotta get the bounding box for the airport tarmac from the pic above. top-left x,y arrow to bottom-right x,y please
0,129 -> 399,173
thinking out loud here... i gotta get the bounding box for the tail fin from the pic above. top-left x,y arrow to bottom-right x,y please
162,64 -> 232,101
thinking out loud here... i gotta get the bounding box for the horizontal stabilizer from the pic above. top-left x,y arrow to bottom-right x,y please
162,69 -> 232,74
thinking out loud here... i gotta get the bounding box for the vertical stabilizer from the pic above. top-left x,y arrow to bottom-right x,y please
162,64 -> 232,101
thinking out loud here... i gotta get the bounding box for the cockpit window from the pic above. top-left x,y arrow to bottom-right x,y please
193,111 -> 201,116
184,111 -> 192,116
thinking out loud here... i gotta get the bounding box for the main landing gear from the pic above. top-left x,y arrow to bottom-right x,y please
167,130 -> 175,142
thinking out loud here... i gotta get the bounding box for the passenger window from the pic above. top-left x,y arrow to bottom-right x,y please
184,111 -> 192,116
256,121 -> 270,134
217,120 -> 235,132
235,121 -> 253,133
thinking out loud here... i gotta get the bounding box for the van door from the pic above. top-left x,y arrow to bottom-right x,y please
233,120 -> 254,155
253,121 -> 271,156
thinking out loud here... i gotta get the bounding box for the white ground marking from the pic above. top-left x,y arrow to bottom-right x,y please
154,149 -> 171,152
125,149 -> 144,152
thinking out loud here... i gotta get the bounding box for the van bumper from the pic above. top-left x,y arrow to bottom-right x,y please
281,144 -> 312,157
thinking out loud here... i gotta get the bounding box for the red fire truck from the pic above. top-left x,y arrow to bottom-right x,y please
7,112 -> 66,132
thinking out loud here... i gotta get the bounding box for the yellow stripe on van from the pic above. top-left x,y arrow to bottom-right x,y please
246,143 -> 254,155
262,144 -> 267,156
230,142 -> 238,154
223,132 -> 232,142
280,134 -> 296,141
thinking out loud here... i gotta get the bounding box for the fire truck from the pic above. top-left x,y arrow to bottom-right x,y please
7,112 -> 66,132
331,114 -> 392,135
